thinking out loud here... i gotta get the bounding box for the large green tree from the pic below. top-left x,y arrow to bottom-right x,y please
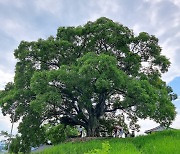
0,17 -> 177,146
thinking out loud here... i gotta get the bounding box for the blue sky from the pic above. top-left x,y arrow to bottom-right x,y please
0,0 -> 180,135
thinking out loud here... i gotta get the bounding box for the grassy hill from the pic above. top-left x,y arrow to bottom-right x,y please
34,130 -> 180,154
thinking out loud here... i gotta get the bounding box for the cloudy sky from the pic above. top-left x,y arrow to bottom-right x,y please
0,0 -> 180,136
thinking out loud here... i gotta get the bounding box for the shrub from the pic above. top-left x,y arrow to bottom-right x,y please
46,124 -> 78,144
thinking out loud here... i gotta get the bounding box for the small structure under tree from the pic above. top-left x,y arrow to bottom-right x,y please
145,125 -> 174,134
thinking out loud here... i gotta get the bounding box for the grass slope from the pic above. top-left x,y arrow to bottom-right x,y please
35,130 -> 180,154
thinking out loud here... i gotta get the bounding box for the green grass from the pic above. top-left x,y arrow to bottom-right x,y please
35,130 -> 180,154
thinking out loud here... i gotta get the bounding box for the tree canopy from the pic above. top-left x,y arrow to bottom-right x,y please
0,17 -> 177,151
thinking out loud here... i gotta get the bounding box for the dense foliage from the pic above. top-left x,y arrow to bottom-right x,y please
0,17 -> 177,152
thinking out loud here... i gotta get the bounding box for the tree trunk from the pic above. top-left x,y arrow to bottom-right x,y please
86,116 -> 99,137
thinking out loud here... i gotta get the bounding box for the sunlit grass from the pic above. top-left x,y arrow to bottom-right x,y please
35,130 -> 180,154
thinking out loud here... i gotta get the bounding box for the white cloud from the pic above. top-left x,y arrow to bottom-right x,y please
34,0 -> 63,16
137,119 -> 158,135
162,66 -> 180,83
0,110 -> 18,140
161,39 -> 180,83
143,0 -> 163,4
174,96 -> 180,102
0,0 -> 24,8
0,18 -> 42,43
0,70 -> 14,90
172,114 -> 180,129
132,24 -> 142,35
171,0 -> 180,8
137,113 -> 180,136
88,0 -> 121,22
149,7 -> 159,26
172,12 -> 180,27
93,0 -> 119,14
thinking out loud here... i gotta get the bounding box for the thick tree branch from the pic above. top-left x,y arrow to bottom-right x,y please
95,93 -> 107,118
105,104 -> 134,112
32,54 -> 60,69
